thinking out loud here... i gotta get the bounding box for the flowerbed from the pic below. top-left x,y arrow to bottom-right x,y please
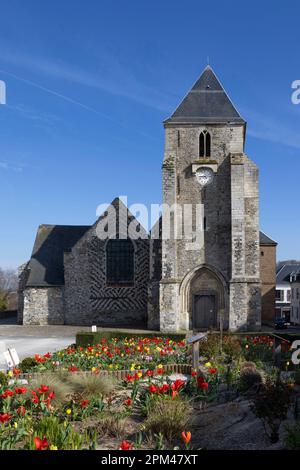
19,337 -> 189,374
1,333 -> 299,451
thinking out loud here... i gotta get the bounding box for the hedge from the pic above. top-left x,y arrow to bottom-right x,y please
76,330 -> 186,347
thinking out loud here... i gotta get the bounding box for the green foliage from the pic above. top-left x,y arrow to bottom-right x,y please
222,335 -> 242,359
20,357 -> 37,373
76,331 -> 186,347
198,332 -> 220,359
284,422 -> 300,449
251,379 -> 291,443
0,371 -> 8,387
0,292 -> 8,311
27,416 -> 83,450
143,395 -> 191,442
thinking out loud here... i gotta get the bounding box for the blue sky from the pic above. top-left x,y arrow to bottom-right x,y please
0,0 -> 300,268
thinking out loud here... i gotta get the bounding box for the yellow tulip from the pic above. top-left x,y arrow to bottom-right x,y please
66,409 -> 72,415
50,445 -> 58,450
204,362 -> 212,368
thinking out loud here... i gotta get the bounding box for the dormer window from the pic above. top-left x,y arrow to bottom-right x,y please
199,130 -> 211,157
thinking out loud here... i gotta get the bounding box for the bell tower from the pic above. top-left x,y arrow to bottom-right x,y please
159,66 -> 261,332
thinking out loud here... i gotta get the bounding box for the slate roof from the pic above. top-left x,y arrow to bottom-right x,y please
164,66 -> 245,125
259,231 -> 277,246
276,264 -> 300,286
26,225 -> 90,287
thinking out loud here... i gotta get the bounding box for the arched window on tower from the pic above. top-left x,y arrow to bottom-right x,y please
106,238 -> 134,284
199,130 -> 211,157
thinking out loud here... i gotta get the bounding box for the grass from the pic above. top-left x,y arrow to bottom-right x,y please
143,396 -> 191,442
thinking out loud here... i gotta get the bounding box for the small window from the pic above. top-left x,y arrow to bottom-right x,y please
106,239 -> 134,284
199,130 -> 211,157
276,289 -> 284,301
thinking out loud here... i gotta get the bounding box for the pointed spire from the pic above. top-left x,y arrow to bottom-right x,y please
164,66 -> 245,125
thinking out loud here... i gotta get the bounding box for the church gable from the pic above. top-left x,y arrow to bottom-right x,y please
63,198 -> 150,326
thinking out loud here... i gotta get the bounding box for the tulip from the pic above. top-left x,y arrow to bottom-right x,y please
80,400 -> 90,408
14,386 -> 27,394
0,413 -> 12,423
38,384 -> 49,394
123,398 -> 132,407
181,431 -> 192,446
34,436 -> 49,450
119,440 -> 133,450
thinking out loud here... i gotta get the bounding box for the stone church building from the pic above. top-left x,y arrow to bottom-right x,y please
18,66 -> 277,332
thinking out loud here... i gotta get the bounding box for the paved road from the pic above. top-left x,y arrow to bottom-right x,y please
0,320 -> 152,371
0,336 -> 73,370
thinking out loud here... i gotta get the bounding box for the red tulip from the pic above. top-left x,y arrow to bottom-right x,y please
171,379 -> 185,391
119,440 -> 133,450
149,385 -> 158,394
17,406 -> 26,416
34,436 -> 49,450
34,354 -> 46,364
38,384 -> 49,394
146,370 -> 154,377
208,368 -> 217,375
68,366 -> 78,373
0,413 -> 12,423
0,390 -> 14,398
159,384 -> 170,393
123,398 -> 132,407
14,386 -> 27,394
80,399 -> 90,408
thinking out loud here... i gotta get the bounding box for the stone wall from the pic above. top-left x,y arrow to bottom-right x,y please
64,204 -> 149,327
22,286 -> 64,325
160,123 -> 261,332
260,245 -> 276,322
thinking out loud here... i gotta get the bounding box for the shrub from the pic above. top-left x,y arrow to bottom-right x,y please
222,335 -> 242,359
143,396 -> 191,442
198,332 -> 220,359
96,414 -> 128,439
20,357 -> 37,373
251,379 -> 291,443
0,371 -> 8,387
238,362 -> 263,392
67,372 -> 116,399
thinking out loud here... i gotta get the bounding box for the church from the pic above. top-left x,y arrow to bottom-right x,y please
18,66 -> 277,332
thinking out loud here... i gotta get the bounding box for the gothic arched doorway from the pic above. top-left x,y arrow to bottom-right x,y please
180,265 -> 228,331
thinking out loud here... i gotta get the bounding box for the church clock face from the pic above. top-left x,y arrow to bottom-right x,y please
195,167 -> 214,187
